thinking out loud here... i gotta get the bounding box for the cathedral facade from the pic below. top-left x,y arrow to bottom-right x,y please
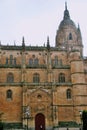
0,3 -> 87,130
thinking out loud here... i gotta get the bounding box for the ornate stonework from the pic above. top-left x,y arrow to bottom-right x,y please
0,3 -> 87,130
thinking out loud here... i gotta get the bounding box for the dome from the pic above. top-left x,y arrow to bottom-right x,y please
59,19 -> 76,29
55,2 -> 83,56
59,3 -> 76,29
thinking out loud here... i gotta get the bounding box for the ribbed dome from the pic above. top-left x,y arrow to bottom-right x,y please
59,19 -> 76,28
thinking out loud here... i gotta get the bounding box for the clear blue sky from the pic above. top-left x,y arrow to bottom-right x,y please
0,0 -> 87,56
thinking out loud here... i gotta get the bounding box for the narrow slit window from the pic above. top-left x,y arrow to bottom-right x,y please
6,89 -> 12,100
69,33 -> 72,40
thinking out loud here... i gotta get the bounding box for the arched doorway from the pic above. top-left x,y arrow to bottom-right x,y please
35,113 -> 45,130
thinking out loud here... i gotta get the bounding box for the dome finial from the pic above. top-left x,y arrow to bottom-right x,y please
65,1 -> 67,10
64,2 -> 70,20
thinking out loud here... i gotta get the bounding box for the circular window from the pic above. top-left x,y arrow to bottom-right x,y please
37,94 -> 42,99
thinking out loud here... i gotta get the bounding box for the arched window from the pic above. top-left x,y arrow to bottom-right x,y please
10,55 -> 13,65
6,58 -> 8,65
54,56 -> 58,66
59,73 -> 65,83
6,89 -> 12,100
66,89 -> 72,99
7,73 -> 14,83
69,33 -> 72,40
34,58 -> 39,65
14,58 -> 16,65
29,59 -> 33,66
33,73 -> 40,83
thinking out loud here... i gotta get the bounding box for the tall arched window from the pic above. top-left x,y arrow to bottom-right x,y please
6,58 -> 8,65
33,73 -> 40,83
14,58 -> 16,65
59,73 -> 65,83
66,89 -> 72,99
6,89 -> 12,100
69,33 -> 72,40
7,73 -> 14,83
29,59 -> 33,66
54,56 -> 58,66
34,58 -> 39,66
10,55 -> 13,65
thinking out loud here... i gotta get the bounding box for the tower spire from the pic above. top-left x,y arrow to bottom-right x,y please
78,23 -> 80,31
47,36 -> 50,51
22,36 -> 25,51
